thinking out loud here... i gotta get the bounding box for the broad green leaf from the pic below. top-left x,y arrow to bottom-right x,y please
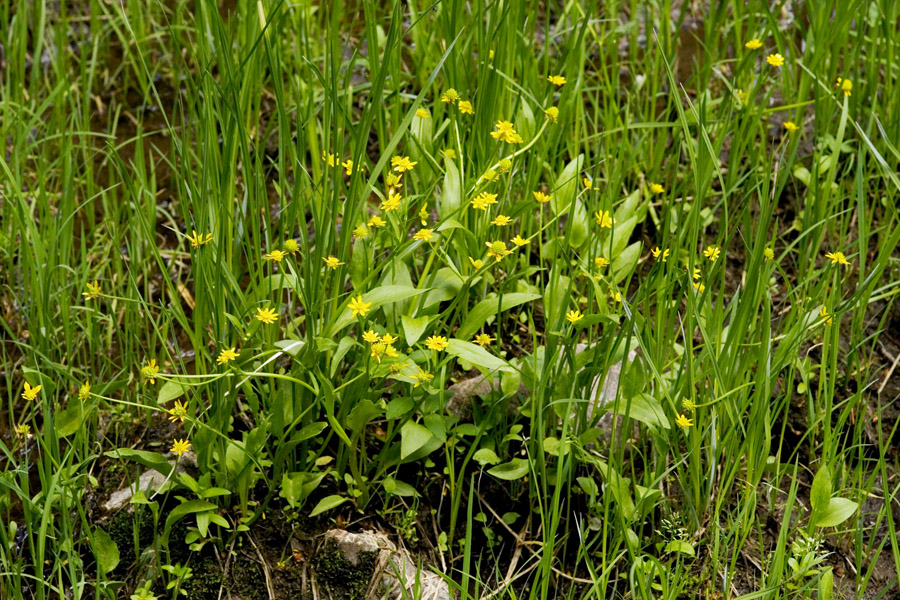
297,422 -> 328,441
610,393 -> 670,429
810,464 -> 832,513
280,472 -> 325,507
275,338 -> 306,357
473,448 -> 501,466
158,381 -> 186,404
456,293 -> 541,340
347,400 -> 382,435
105,448 -> 174,477
57,401 -> 86,438
386,397 -> 414,419
163,500 -> 217,544
665,540 -> 695,556
309,495 -> 348,517
812,497 -> 858,528
550,154 -> 583,217
401,314 -> 431,346
440,159 -> 461,217
91,527 -> 120,575
401,421 -> 434,459
447,339 -> 513,373
488,458 -> 530,480
383,476 -> 417,497
611,241 -> 641,285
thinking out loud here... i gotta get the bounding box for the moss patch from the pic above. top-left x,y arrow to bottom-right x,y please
314,545 -> 379,600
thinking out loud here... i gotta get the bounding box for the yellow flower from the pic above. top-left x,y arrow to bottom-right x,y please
474,333 -> 495,347
594,257 -> 610,269
188,230 -> 213,249
783,121 -> 799,132
353,224 -> 370,239
370,342 -> 387,362
682,398 -> 696,413
820,306 -> 833,325
425,335 -> 449,351
349,295 -> 372,318
469,257 -> 484,270
264,249 -> 286,262
441,148 -> 456,159
78,382 -> 91,400
22,381 -> 42,401
419,204 -> 430,225
511,234 -> 529,247
323,152 -> 338,167
533,191 -> 552,204
704,246 -> 721,262
14,424 -> 31,437
471,192 -> 498,210
745,38 -> 763,50
83,280 -> 102,300
544,106 -> 559,122
324,255 -> 345,269
413,229 -> 435,242
380,333 -> 398,346
168,400 -> 188,423
583,177 -> 593,190
766,53 -> 784,67
368,215 -> 386,228
217,347 -> 238,365
692,267 -> 701,280
764,247 -> 775,261
415,108 -> 430,119
595,210 -> 615,228
692,281 -> 705,293
565,310 -> 583,324
412,367 -> 434,387
385,173 -> 402,189
675,413 -> 693,429
255,306 -> 279,324
497,158 -> 512,173
651,247 -> 669,262
610,290 -> 622,302
841,78 -> 852,97
458,100 -> 474,114
391,156 -> 418,173
825,251 -> 850,266
486,240 -> 512,261
491,215 -> 511,227
141,359 -> 160,384
650,183 -> 665,194
171,438 -> 191,456
283,239 -> 299,254
547,75 -> 567,86
362,330 -> 380,343
381,189 -> 402,212
490,120 -> 523,144
441,88 -> 460,104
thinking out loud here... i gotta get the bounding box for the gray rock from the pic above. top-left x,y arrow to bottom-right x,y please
319,529 -> 451,600
103,451 -> 197,512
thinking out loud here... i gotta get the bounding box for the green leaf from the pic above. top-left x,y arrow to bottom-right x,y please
401,421 -> 434,459
92,527 -> 120,575
158,381 -> 186,404
105,448 -> 174,477
386,397 -> 414,419
275,338 -> 306,357
810,464 -> 832,513
456,293 -> 541,340
163,500 -> 217,544
401,314 -> 431,346
440,159 -> 461,217
346,400 -> 382,436
383,476 -> 417,497
550,154 -> 583,217
611,241 -> 642,285
610,393 -> 670,429
665,540 -> 695,556
309,494 -> 348,517
280,472 -> 325,507
297,422 -> 328,441
488,458 -> 530,480
812,497 -> 858,528
57,401 -> 85,438
447,339 -> 514,373
473,448 -> 501,466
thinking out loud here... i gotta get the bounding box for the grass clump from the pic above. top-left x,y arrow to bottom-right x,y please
2,1 -> 900,599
